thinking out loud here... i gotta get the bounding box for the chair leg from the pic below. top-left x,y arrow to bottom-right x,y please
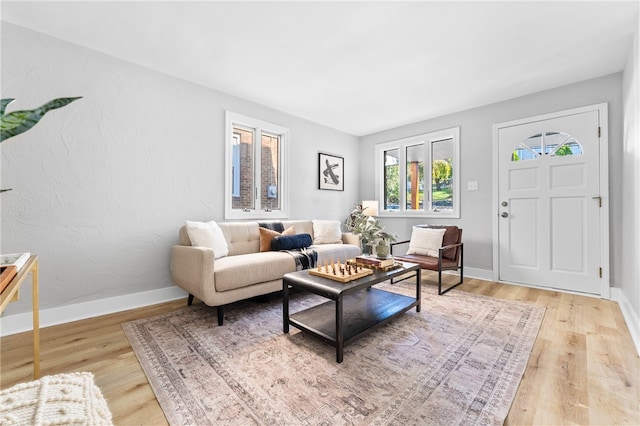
438,271 -> 464,295
438,245 -> 464,295
217,305 -> 224,326
187,293 -> 194,306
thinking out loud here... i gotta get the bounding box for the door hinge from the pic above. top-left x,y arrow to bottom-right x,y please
598,127 -> 601,138
599,267 -> 603,278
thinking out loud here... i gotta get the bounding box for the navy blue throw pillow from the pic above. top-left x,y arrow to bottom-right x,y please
271,233 -> 312,251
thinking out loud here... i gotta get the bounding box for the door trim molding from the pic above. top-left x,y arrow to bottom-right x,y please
491,103 -> 610,298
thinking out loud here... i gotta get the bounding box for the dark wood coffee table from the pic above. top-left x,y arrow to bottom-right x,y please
282,261 -> 421,363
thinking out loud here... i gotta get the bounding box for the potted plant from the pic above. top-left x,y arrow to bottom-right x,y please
345,203 -> 397,257
373,229 -> 397,258
1,97 -> 82,193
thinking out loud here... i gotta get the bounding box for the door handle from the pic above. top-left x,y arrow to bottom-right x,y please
501,212 -> 509,218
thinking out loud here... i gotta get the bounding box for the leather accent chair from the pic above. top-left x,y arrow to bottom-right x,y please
391,225 -> 463,295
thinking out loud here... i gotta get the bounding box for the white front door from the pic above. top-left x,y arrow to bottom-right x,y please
495,105 -> 607,296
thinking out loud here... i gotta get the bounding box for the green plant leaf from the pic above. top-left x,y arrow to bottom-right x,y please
1,99 -> 16,116
0,97 -> 82,142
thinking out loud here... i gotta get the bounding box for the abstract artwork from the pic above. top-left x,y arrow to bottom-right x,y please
318,152 -> 344,191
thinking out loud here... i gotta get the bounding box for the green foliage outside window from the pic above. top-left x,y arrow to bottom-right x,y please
432,159 -> 452,191
554,145 -> 573,156
385,164 -> 399,205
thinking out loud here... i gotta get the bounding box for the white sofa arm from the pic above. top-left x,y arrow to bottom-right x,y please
342,232 -> 360,246
170,245 -> 216,303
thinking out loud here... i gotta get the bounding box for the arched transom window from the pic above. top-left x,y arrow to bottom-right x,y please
511,131 -> 583,161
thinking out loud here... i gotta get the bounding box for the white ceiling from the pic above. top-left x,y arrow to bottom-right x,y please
1,1 -> 638,136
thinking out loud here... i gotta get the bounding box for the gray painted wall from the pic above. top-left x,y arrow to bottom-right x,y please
359,73 -> 624,284
1,23 -> 360,316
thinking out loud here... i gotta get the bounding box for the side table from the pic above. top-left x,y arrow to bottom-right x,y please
0,255 -> 40,379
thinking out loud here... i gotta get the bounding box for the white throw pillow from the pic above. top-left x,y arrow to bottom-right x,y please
312,220 -> 343,244
185,220 -> 229,259
406,227 -> 446,257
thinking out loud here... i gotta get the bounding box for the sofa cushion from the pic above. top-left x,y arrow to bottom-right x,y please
271,234 -> 312,251
312,220 -> 343,244
214,252 -> 296,292
406,227 -> 446,257
217,222 -> 260,256
259,226 -> 295,252
282,220 -> 313,237
185,220 -> 229,259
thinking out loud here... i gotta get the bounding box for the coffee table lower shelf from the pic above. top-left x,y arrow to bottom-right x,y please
289,288 -> 418,346
288,288 -> 418,361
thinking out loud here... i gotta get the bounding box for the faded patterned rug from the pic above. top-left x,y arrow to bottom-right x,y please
122,281 -> 545,425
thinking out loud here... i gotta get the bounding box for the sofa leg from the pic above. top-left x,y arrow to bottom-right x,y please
217,306 -> 224,326
187,294 -> 194,306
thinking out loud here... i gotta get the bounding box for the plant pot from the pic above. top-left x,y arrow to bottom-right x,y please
362,244 -> 373,256
375,244 -> 390,258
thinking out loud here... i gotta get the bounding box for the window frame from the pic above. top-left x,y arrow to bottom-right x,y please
375,127 -> 460,218
224,111 -> 289,220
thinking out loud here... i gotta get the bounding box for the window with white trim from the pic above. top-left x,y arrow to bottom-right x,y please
375,127 -> 460,218
225,112 -> 289,219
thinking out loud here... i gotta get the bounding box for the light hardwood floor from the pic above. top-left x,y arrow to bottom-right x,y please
1,276 -> 638,425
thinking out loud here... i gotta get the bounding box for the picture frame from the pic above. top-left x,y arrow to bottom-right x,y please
318,152 -> 344,191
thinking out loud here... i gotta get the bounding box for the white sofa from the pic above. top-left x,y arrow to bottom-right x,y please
171,220 -> 361,325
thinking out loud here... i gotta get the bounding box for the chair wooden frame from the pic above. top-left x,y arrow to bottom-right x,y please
390,226 -> 463,295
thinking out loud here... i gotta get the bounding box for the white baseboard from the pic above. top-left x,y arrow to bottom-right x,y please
434,267 -> 493,282
460,267 -> 494,281
611,287 -> 640,356
0,286 -> 188,337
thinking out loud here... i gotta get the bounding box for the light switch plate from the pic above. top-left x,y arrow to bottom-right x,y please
467,181 -> 479,191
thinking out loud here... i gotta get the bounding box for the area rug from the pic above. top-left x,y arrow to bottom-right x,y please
122,281 -> 545,425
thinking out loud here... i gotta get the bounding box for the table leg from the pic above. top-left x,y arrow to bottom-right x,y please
283,279 -> 290,333
336,296 -> 343,363
416,268 -> 421,313
32,260 -> 40,379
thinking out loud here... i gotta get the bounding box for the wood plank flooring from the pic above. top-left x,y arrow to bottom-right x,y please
1,276 -> 638,425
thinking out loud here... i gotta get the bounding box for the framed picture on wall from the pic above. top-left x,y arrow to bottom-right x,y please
318,152 -> 344,191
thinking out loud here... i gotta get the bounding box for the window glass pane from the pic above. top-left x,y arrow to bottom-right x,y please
547,132 -> 583,157
384,149 -> 399,211
431,138 -> 453,212
512,133 -> 541,161
232,135 -> 241,197
232,125 -> 254,210
261,132 -> 280,211
405,144 -> 424,211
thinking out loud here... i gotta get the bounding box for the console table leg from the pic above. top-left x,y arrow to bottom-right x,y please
32,260 -> 40,379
